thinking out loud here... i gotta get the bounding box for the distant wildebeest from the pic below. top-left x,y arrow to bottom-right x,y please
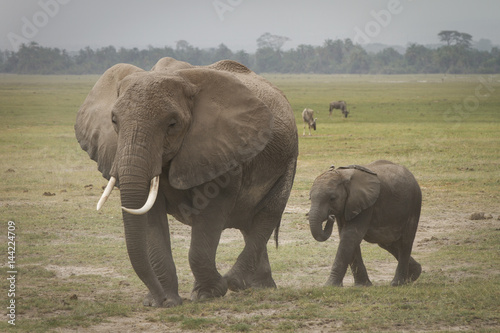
329,100 -> 349,118
302,108 -> 317,136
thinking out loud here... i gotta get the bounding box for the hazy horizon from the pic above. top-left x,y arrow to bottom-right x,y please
1,0 -> 500,53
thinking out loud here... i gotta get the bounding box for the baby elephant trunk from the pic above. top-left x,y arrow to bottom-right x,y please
308,209 -> 335,242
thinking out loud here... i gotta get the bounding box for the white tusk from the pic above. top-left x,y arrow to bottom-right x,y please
97,176 -> 116,211
121,176 -> 160,215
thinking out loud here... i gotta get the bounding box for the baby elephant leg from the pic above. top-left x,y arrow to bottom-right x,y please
350,245 -> 372,286
379,242 -> 420,285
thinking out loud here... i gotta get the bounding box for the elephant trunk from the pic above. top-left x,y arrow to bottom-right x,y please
308,206 -> 335,242
121,176 -> 160,215
116,133 -> 163,210
114,145 -> 165,305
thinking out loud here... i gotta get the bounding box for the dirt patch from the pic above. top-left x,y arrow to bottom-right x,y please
62,316 -> 181,333
45,264 -> 126,279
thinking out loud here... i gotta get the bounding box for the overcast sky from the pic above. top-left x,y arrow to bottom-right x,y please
1,0 -> 499,52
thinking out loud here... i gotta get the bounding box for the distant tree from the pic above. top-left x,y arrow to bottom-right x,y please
438,30 -> 472,48
175,40 -> 191,51
474,38 -> 493,51
372,47 -> 404,73
174,40 -> 204,65
0,50 -> 5,66
456,32 -> 472,48
317,39 -> 346,72
282,44 -> 318,73
255,47 -> 281,73
345,47 -> 370,74
7,42 -> 72,74
2,34 -> 500,74
214,43 -> 233,60
405,43 -> 435,73
257,33 -> 290,51
232,50 -> 251,68
438,30 -> 457,46
436,31 -> 474,73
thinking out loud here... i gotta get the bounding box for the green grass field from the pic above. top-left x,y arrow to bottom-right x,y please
1,73 -> 499,332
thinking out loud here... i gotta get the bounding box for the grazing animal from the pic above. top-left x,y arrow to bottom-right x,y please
329,100 -> 349,118
302,108 -> 317,136
308,160 -> 422,287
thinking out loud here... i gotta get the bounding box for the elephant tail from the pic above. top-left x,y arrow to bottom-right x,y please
273,223 -> 280,249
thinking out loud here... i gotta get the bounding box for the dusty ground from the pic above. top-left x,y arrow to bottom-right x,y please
47,201 -> 500,333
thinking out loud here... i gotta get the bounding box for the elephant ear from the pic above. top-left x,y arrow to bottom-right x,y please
75,63 -> 144,180
342,166 -> 381,221
168,68 -> 274,190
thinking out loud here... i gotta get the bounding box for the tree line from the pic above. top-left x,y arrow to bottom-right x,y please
1,31 -> 499,75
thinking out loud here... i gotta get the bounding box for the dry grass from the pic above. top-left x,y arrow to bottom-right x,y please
0,73 -> 499,332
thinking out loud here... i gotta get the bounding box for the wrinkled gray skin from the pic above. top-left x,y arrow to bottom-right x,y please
75,57 -> 298,307
329,100 -> 349,118
308,160 -> 422,287
302,108 -> 317,136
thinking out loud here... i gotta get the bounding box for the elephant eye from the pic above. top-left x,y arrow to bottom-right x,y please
167,119 -> 177,128
111,115 -> 117,125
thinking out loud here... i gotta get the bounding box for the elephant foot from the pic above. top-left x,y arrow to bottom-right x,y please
391,262 -> 422,286
143,292 -> 182,307
191,278 -> 228,301
142,292 -> 165,307
390,275 -> 413,286
390,278 -> 407,286
224,272 -> 276,292
409,262 -> 422,282
325,278 -> 343,287
354,280 -> 373,287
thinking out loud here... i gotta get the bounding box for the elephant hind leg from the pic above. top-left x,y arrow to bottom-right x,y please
224,214 -> 278,292
408,257 -> 422,282
225,160 -> 296,291
379,242 -> 420,286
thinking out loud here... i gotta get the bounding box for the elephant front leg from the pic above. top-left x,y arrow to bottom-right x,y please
326,228 -> 366,286
189,220 -> 228,300
122,211 -> 166,307
145,199 -> 182,307
350,245 -> 372,287
326,241 -> 351,286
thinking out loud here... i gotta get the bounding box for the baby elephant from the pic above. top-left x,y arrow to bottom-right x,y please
308,160 -> 422,287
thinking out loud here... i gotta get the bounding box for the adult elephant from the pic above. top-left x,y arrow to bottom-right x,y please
75,57 -> 298,307
308,160 -> 421,287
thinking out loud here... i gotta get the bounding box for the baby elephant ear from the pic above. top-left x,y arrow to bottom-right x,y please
344,168 -> 381,221
75,63 -> 144,180
169,68 -> 274,190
